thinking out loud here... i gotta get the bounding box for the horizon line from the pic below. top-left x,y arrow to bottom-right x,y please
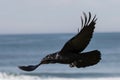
0,32 -> 120,35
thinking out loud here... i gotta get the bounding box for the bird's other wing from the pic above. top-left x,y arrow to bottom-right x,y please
70,50 -> 101,68
60,12 -> 97,55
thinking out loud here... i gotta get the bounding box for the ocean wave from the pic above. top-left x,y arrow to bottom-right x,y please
0,72 -> 120,80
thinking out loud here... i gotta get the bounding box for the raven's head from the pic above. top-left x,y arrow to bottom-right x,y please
40,53 -> 57,64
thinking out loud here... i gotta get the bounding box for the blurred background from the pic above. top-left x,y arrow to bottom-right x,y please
0,0 -> 120,80
0,0 -> 120,34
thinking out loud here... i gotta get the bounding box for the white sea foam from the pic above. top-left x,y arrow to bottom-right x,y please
0,72 -> 120,80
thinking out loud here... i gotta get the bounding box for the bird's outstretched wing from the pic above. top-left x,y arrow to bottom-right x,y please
69,50 -> 101,68
60,12 -> 97,54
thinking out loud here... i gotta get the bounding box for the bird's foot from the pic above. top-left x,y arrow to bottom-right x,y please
69,61 -> 77,67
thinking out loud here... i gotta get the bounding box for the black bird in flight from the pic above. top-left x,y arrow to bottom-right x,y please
19,12 -> 101,71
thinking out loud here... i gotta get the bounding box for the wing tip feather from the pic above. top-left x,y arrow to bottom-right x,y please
81,12 -> 97,28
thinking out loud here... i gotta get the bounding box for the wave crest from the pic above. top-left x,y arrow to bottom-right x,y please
0,72 -> 120,80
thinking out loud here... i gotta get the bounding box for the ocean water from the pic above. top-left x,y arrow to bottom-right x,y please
0,33 -> 120,80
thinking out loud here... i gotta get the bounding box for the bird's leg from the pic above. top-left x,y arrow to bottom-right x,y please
69,63 -> 75,67
69,61 -> 77,67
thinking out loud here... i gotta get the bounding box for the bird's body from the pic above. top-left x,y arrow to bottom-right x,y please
19,12 -> 101,71
41,50 -> 101,68
41,51 -> 80,64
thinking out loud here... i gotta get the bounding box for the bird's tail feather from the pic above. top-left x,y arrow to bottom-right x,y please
70,50 -> 101,68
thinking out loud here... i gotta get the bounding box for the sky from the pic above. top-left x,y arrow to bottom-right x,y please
0,0 -> 120,34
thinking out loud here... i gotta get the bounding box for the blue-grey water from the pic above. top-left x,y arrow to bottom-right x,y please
0,33 -> 120,80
